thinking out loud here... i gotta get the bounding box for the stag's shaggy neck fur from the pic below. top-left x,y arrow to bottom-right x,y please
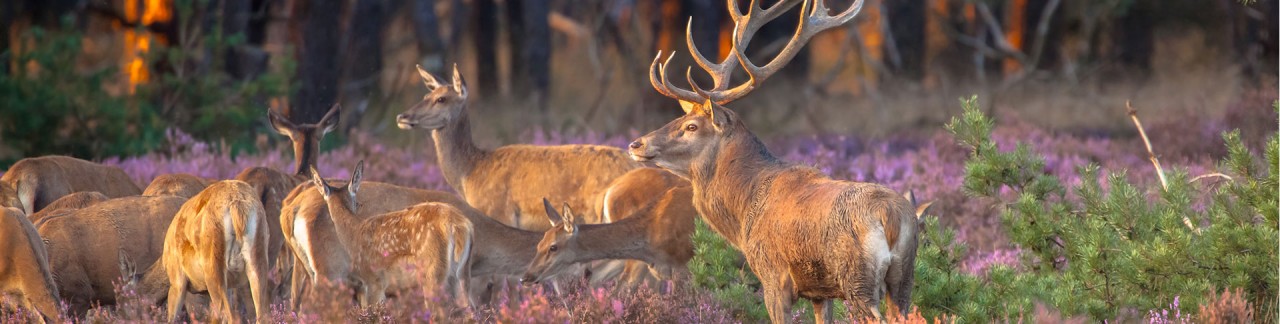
687,124 -> 784,246
430,110 -> 489,197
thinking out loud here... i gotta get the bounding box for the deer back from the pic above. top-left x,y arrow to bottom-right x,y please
1,156 -> 141,215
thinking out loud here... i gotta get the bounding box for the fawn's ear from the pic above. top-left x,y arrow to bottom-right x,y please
268,108 -> 296,137
418,64 -> 446,91
451,63 -> 468,99
310,167 -> 331,198
349,160 -> 364,196
317,103 -> 341,135
543,198 -> 563,228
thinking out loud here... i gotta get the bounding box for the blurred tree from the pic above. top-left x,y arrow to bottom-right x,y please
472,0 -> 498,93
341,0 -> 390,131
888,0 -> 926,81
521,0 -> 551,111
412,0 -> 447,72
292,0 -> 344,123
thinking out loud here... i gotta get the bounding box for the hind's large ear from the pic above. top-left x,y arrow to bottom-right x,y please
349,160 -> 364,196
543,198 -> 563,228
268,108 -> 296,137
418,64 -> 446,91
561,203 -> 577,234
317,103 -> 341,135
451,63 -> 468,99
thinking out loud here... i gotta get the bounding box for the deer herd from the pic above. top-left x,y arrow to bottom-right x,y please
0,0 -> 937,323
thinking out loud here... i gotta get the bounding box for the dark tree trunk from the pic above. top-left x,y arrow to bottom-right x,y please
887,0 -> 926,81
223,0 -> 267,81
522,0 -> 551,110
412,0 -> 446,73
1023,0 -> 1062,71
292,0 -> 344,123
754,1 -> 808,79
1114,0 -> 1153,75
472,0 -> 499,93
342,0 -> 389,130
506,0 -> 527,96
685,0 -> 720,62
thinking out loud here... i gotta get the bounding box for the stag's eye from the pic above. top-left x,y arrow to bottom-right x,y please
549,245 -> 558,252
685,124 -> 698,132
435,97 -> 447,104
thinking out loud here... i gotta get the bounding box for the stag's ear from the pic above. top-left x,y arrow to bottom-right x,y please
317,103 -> 341,135
903,190 -> 917,206
561,203 -> 577,234
268,108 -> 296,137
349,160 -> 364,196
451,63 -> 468,99
705,101 -> 729,132
418,64 -> 446,91
916,201 -> 935,222
311,167 -> 331,198
678,100 -> 698,114
543,198 -> 563,228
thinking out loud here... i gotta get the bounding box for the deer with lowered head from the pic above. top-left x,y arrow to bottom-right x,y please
309,161 -> 474,308
627,0 -> 920,322
156,180 -> 271,323
1,155 -> 141,216
27,191 -> 109,227
396,65 -> 664,231
144,173 -> 213,199
0,207 -> 61,323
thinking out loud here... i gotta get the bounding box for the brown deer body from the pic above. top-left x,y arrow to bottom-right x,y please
160,180 -> 271,323
144,173 -> 213,198
1,155 -> 141,216
28,191 -> 109,227
310,162 -> 474,307
522,184 -> 696,289
628,0 -> 919,322
0,207 -> 61,323
36,195 -> 185,316
396,65 -> 645,230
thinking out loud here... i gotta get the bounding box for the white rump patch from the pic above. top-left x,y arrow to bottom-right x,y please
294,215 -> 317,277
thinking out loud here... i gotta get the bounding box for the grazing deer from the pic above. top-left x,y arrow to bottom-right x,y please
28,191 -> 108,226
159,180 -> 270,323
144,173 -> 213,198
309,162 -> 474,308
0,155 -> 141,216
0,207 -> 61,323
521,184 -> 696,290
628,0 -> 920,322
37,195 -> 186,316
396,65 -> 654,230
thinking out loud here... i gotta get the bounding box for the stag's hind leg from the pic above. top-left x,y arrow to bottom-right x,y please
883,253 -> 916,318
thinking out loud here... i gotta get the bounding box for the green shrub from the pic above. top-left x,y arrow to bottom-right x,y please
942,95 -> 1278,321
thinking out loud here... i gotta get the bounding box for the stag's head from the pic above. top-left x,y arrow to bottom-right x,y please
270,103 -> 339,171
311,161 -> 364,215
630,0 -> 864,175
520,198 -> 581,285
397,64 -> 469,130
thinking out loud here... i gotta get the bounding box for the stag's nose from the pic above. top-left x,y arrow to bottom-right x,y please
628,141 -> 643,149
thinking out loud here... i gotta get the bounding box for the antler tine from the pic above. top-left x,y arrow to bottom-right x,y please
685,67 -> 714,99
686,18 -> 738,91
648,51 -> 704,103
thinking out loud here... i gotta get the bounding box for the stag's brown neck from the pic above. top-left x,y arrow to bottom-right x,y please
430,111 -> 489,196
568,215 -> 654,264
464,210 -> 543,277
689,129 -> 784,246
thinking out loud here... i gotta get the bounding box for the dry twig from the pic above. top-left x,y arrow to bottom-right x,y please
1126,101 -> 1199,234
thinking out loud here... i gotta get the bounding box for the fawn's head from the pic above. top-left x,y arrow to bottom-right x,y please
397,64 -> 468,130
311,160 -> 364,215
520,198 -> 581,285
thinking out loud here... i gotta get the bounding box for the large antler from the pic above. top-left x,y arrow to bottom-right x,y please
650,0 -> 865,105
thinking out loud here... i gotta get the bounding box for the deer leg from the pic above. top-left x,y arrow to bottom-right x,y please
246,249 -> 270,322
288,258 -> 307,311
760,274 -> 795,324
812,299 -> 833,324
165,273 -> 189,322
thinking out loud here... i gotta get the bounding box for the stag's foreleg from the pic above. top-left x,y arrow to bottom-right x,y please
812,299 -> 834,324
759,271 -> 796,324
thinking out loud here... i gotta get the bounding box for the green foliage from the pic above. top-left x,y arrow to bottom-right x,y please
0,20 -> 165,166
942,95 -> 1279,321
688,218 -> 769,321
912,215 -> 1042,322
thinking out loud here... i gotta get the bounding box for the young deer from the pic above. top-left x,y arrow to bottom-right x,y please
1,155 -> 141,216
144,173 -> 213,198
628,0 -> 920,322
397,66 -> 664,231
36,195 -> 186,316
159,180 -> 270,323
309,161 -> 474,308
521,184 -> 696,290
0,207 -> 61,323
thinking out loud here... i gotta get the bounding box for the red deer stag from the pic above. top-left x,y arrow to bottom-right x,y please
309,162 -> 474,308
1,156 -> 141,216
159,180 -> 270,323
396,65 -> 672,231
0,207 -> 61,323
627,0 -> 920,321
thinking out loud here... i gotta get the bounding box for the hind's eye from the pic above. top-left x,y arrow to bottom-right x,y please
435,97 -> 447,104
549,245 -> 558,252
685,124 -> 698,132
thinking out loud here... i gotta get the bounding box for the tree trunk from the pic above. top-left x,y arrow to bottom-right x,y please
1024,0 -> 1062,71
292,0 -> 344,123
472,0 -> 498,93
522,0 -> 550,111
1113,0 -> 1153,75
506,0 -> 527,97
887,0 -> 926,81
412,0 -> 446,73
223,0 -> 267,81
342,0 -> 389,131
